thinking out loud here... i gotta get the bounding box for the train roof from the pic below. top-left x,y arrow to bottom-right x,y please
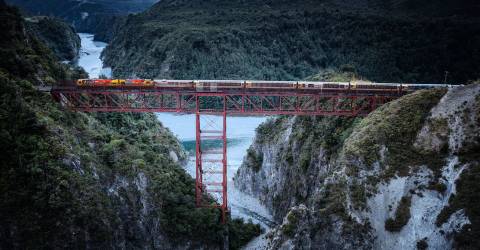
78,79 -> 457,88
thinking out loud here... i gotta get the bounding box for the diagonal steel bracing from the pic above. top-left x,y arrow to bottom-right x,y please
195,95 -> 228,223
51,89 -> 398,115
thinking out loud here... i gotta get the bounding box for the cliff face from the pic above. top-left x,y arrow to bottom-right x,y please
25,16 -> 81,62
0,3 -> 260,249
235,84 -> 480,249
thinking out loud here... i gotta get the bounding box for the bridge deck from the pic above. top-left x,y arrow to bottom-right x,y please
48,85 -> 407,116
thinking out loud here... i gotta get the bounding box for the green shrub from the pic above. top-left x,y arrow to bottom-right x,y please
343,89 -> 447,183
436,162 -> 480,249
246,147 -> 263,172
427,181 -> 447,194
385,196 -> 412,232
228,218 -> 264,250
299,147 -> 311,173
350,182 -> 367,210
255,116 -> 289,144
417,238 -> 428,250
282,211 -> 299,237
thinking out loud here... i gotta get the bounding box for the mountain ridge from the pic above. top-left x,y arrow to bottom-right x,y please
103,0 -> 480,83
5,0 -> 158,41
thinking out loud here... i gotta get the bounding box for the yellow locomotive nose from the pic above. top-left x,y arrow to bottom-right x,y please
110,79 -> 126,85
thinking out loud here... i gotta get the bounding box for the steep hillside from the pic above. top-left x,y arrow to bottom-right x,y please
25,16 -> 81,61
318,0 -> 479,19
103,0 -> 480,83
0,2 -> 260,249
5,0 -> 156,41
7,0 -> 157,14
234,83 -> 480,249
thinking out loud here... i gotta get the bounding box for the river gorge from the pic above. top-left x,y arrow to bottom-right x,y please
76,32 -> 274,248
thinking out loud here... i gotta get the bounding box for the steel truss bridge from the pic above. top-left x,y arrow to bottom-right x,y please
48,84 -> 417,223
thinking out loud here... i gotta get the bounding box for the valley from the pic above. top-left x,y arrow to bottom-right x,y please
77,33 -> 111,78
76,32 -> 274,232
0,3 -> 262,249
102,0 -> 480,83
1,0 -> 480,249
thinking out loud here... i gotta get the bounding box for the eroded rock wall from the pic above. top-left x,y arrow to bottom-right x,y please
235,84 -> 480,249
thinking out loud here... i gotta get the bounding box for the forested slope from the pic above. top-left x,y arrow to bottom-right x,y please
25,16 -> 81,61
5,0 -> 156,41
0,2 -> 260,248
103,0 -> 480,83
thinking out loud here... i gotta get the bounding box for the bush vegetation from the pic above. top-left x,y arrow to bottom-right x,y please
0,3 -> 260,248
246,147 -> 263,172
25,16 -> 81,61
436,162 -> 480,249
255,116 -> 290,144
228,218 -> 263,249
6,0 -> 150,42
104,0 -> 480,83
282,210 -> 299,237
417,238 -> 428,250
343,89 -> 447,180
384,196 -> 412,232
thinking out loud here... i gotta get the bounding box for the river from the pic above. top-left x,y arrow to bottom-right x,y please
77,33 -> 111,78
77,33 -> 273,248
156,114 -> 274,227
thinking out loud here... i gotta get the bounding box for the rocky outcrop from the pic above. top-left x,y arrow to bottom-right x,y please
25,16 -> 80,62
235,114 -> 373,248
235,84 -> 480,249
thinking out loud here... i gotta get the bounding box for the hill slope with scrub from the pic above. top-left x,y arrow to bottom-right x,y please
103,0 -> 480,83
25,16 -> 81,62
235,81 -> 480,249
5,0 -> 156,41
0,2 -> 260,249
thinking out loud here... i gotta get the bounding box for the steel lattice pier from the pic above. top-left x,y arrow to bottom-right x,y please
195,95 -> 228,223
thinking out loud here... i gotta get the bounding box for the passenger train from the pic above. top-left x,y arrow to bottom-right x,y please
76,79 -> 452,92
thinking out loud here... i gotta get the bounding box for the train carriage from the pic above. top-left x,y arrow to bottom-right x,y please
326,82 -> 350,90
245,80 -> 297,89
154,79 -> 195,88
402,83 -> 451,91
196,80 -> 244,91
298,81 -> 350,90
352,82 -> 400,92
